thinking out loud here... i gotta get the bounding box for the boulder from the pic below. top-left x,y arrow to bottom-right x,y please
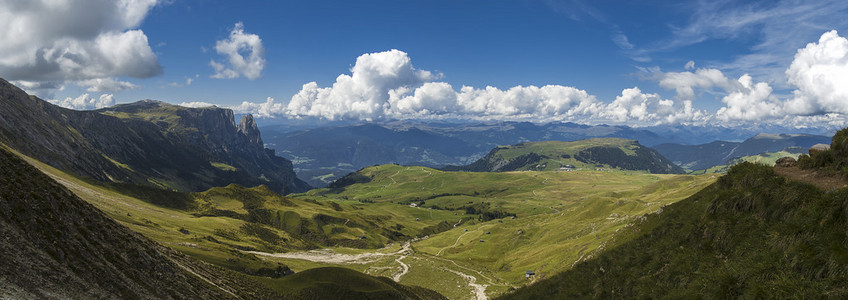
775,156 -> 797,167
809,143 -> 831,156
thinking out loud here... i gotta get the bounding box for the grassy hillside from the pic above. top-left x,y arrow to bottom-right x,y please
502,158 -> 848,298
286,164 -> 715,297
3,126 -> 717,299
690,149 -> 804,174
5,145 -> 445,298
445,139 -> 684,174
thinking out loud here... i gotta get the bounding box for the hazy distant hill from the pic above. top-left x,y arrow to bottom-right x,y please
503,130 -> 848,299
0,78 -> 308,194
444,139 -> 685,174
263,122 -> 669,187
654,133 -> 830,171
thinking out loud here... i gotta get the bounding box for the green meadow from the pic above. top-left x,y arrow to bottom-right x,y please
14,146 -> 716,299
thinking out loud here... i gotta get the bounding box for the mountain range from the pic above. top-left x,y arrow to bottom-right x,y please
654,133 -> 830,171
262,121 -> 686,187
264,121 -> 833,187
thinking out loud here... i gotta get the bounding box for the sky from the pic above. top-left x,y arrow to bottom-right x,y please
2,0 -> 848,129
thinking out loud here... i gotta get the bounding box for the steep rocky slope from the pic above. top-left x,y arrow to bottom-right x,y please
0,78 -> 308,194
0,146 -> 232,299
445,139 -> 685,174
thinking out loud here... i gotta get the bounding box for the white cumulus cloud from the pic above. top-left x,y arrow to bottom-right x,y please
600,87 -> 707,125
235,50 -> 711,125
210,22 -> 265,80
0,0 -> 162,83
716,74 -> 783,122
285,49 -> 437,120
785,30 -> 848,115
49,93 -> 115,110
280,49 -> 603,121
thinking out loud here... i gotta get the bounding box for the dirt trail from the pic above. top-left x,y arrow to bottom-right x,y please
774,165 -> 848,191
447,269 -> 488,300
247,242 -> 411,265
392,254 -> 410,282
438,231 -> 472,256
248,242 -> 415,283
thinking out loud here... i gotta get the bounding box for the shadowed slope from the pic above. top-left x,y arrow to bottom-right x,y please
0,146 -> 233,299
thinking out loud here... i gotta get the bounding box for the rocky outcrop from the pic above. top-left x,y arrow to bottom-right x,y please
0,78 -> 309,194
238,114 -> 263,145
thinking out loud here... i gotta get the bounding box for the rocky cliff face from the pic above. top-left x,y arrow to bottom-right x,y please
0,78 -> 309,194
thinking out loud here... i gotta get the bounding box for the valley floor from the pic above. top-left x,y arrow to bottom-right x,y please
17,152 -> 717,299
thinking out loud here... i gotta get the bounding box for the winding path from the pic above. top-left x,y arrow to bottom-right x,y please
392,254 -> 410,282
437,230 -> 472,256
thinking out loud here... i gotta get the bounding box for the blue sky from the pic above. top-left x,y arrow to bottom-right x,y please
2,0 -> 848,128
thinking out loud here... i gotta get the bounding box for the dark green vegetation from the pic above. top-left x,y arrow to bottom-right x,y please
503,159 -> 848,298
655,133 -> 828,171
445,139 -> 684,174
264,121 -> 672,187
799,128 -> 848,176
273,267 -> 445,299
0,78 -> 308,194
